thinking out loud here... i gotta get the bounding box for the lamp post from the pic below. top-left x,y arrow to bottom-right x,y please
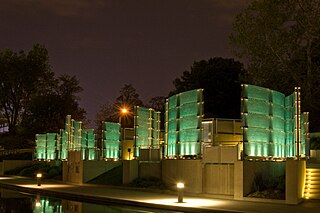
177,182 -> 184,203
119,108 -> 128,124
36,173 -> 42,186
119,107 -> 128,159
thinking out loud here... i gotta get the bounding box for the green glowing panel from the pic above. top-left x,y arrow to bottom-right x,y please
179,129 -> 200,142
168,108 -> 178,120
168,131 -> 178,142
35,152 -> 46,159
168,95 -> 178,109
285,94 -> 294,107
271,104 -> 285,118
179,103 -> 199,117
179,142 -> 200,155
103,122 -> 120,159
167,143 -> 177,156
179,116 -> 200,130
165,89 -> 203,157
168,120 -> 177,131
46,150 -> 55,160
271,117 -> 285,131
179,89 -> 201,105
242,84 -> 270,100
243,127 -> 270,142
271,130 -> 285,144
134,106 -> 161,157
271,91 -> 285,105
104,131 -> 120,141
87,148 -> 95,160
243,113 -> 270,129
103,122 -> 120,131
243,99 -> 270,115
244,142 -> 270,157
242,85 -> 307,158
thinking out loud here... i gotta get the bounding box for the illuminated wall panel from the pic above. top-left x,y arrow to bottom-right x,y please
134,106 -> 161,157
46,133 -> 57,160
102,122 -> 120,159
35,115 -> 98,161
72,121 -> 82,150
35,134 -> 46,159
165,89 -> 203,157
241,84 -> 308,158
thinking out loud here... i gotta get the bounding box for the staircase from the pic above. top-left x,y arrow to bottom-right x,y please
305,168 -> 320,199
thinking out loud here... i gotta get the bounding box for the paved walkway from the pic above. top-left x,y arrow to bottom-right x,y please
0,176 -> 320,213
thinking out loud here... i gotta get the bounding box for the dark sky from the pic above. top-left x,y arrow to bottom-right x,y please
0,0 -> 247,125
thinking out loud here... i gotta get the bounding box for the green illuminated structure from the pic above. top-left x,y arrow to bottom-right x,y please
165,89 -> 204,157
35,115 -> 97,161
102,122 -> 121,159
134,106 -> 161,157
241,84 -> 309,158
34,133 -> 58,160
81,129 -> 96,160
35,134 -> 47,160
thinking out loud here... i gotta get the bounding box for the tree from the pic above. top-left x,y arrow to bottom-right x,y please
147,96 -> 166,113
95,102 -> 117,128
0,44 -> 53,134
170,57 -> 246,119
96,84 -> 143,128
21,74 -> 86,135
146,96 -> 166,130
230,0 -> 320,131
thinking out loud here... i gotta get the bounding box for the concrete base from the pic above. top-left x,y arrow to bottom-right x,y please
122,160 -> 139,185
286,159 -> 306,204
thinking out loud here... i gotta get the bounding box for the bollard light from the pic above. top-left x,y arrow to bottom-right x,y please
36,173 -> 42,186
177,182 -> 184,203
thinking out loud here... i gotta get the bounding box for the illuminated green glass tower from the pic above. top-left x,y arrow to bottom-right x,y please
35,134 -> 47,160
241,84 -> 308,158
81,129 -> 96,160
165,89 -> 204,158
46,133 -> 57,160
102,122 -> 121,159
133,106 -> 161,157
35,115 -> 97,161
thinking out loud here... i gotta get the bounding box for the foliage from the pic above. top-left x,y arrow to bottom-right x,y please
0,44 -> 53,134
96,84 -> 143,128
310,136 -> 320,150
0,133 -> 34,149
21,74 -> 86,136
5,162 -> 62,180
129,177 -> 166,189
146,96 -> 166,129
170,57 -> 246,119
0,45 -> 86,137
230,0 -> 320,131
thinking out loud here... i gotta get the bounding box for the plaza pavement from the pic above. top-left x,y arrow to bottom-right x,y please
0,176 -> 319,213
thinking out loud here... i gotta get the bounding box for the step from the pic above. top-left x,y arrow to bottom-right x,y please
304,192 -> 320,199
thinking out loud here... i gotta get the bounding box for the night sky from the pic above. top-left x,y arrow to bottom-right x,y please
0,0 -> 247,125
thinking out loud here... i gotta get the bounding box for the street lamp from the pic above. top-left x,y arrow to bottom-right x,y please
177,182 -> 184,203
36,173 -> 42,186
119,107 -> 128,124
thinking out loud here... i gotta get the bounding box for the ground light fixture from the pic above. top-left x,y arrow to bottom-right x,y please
177,182 -> 184,203
36,173 -> 42,186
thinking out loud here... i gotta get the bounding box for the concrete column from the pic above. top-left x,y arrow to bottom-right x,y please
234,161 -> 244,200
122,160 -> 139,184
286,159 -> 306,204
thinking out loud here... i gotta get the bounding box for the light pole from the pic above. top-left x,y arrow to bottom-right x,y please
36,173 -> 42,186
119,107 -> 128,159
119,107 -> 128,125
177,182 -> 184,203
